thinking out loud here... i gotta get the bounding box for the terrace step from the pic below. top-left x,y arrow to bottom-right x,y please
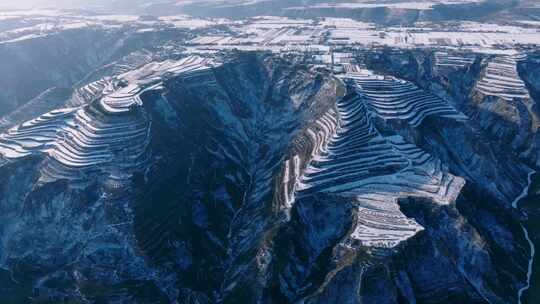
475,54 -> 531,101
341,68 -> 468,127
434,51 -> 475,71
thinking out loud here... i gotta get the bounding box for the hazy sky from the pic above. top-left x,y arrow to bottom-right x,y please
1,0 -> 76,9
0,0 -> 124,10
0,0 -> 290,12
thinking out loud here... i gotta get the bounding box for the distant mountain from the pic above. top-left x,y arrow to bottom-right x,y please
4,0 -> 536,24
171,0 -> 536,24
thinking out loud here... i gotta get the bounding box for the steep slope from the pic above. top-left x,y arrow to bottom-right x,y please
134,53 -> 342,303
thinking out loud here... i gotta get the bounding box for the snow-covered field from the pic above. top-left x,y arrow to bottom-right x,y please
1,12 -> 539,54
185,16 -> 540,54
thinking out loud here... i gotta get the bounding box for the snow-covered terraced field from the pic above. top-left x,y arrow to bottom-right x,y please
103,56 -> 215,113
111,50 -> 155,76
434,51 -> 476,70
343,69 -> 467,127
70,51 -> 175,108
281,107 -> 340,210
294,84 -> 465,249
0,99 -> 150,183
0,55 -> 217,184
475,55 -> 530,101
70,78 -> 115,106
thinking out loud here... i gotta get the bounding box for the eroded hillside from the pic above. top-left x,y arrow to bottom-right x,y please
0,46 -> 539,304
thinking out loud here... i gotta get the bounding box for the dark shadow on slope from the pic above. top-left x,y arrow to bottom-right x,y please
132,52 -> 339,303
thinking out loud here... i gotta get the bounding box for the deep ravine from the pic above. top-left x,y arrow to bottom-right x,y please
520,172 -> 540,304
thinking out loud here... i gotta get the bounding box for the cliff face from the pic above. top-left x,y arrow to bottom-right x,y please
137,53 -> 341,303
0,50 -> 539,304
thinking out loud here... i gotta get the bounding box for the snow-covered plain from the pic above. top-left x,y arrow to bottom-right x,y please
1,11 -> 539,54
